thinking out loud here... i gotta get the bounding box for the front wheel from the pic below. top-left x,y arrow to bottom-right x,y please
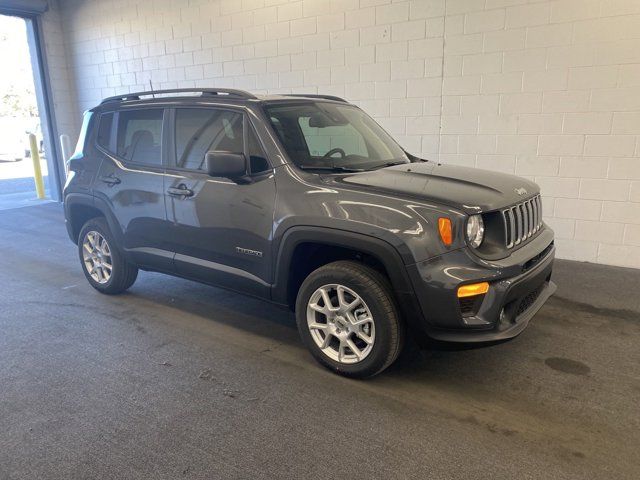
295,261 -> 404,378
78,217 -> 138,294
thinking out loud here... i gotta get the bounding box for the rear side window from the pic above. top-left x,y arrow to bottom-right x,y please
174,108 -> 243,171
96,112 -> 113,150
116,109 -> 163,165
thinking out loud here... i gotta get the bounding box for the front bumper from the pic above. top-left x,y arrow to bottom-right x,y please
407,228 -> 556,343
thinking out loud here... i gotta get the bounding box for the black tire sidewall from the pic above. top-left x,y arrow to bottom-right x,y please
295,262 -> 401,378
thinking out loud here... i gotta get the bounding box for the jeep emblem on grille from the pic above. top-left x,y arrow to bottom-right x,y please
515,187 -> 528,196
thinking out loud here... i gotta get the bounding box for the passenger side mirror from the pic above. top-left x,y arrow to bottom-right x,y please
205,151 -> 247,179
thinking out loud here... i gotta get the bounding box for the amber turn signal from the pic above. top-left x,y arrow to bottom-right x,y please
457,282 -> 490,298
438,217 -> 453,245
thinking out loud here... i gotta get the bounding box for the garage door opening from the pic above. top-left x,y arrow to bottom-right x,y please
0,13 -> 50,210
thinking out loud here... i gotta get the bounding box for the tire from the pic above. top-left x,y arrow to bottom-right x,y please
78,217 -> 138,294
295,260 -> 404,379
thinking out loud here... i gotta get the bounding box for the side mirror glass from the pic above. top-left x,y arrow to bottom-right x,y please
205,151 -> 246,179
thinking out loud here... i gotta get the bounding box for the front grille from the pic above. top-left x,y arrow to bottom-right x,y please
516,283 -> 544,317
502,195 -> 542,249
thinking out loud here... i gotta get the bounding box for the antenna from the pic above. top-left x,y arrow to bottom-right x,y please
149,79 -> 155,98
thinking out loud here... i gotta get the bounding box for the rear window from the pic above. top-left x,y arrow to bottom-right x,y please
116,109 -> 163,166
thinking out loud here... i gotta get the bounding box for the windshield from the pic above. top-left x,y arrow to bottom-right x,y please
263,102 -> 409,171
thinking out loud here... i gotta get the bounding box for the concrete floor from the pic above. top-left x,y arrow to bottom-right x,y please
0,203 -> 639,480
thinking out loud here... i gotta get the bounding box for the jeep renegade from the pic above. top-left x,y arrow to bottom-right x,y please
64,88 -> 556,378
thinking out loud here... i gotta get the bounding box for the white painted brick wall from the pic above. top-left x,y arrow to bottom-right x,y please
45,0 -> 640,268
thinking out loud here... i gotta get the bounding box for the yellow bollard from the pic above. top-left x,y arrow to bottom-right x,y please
28,133 -> 45,199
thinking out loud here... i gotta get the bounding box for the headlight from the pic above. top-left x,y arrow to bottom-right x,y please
466,215 -> 484,248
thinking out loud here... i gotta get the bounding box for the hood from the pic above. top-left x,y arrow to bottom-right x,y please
326,162 -> 539,214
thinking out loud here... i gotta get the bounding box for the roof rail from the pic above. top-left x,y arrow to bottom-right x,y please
100,88 -> 257,104
286,94 -> 347,103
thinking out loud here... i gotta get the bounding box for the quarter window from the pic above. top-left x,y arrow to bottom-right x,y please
116,109 -> 163,165
174,108 -> 243,171
96,112 -> 113,150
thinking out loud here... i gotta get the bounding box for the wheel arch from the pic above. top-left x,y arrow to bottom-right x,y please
271,227 -> 424,326
64,193 -> 123,246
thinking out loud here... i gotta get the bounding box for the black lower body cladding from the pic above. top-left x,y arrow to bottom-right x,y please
406,228 -> 556,343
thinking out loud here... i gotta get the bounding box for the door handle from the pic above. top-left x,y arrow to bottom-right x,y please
100,175 -> 121,186
167,185 -> 194,197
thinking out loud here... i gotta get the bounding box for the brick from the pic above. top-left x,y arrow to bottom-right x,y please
547,45 -> 594,68
345,7 -> 375,28
567,65 -> 618,90
277,2 -> 303,21
479,115 -> 518,134
555,198 -> 601,220
442,76 -> 480,95
601,201 -> 640,224
591,88 -> 640,112
563,113 -> 612,135
612,113 -> 640,134
345,45 -> 374,65
464,9 -> 505,34
405,115 -> 440,135
538,135 -> 584,155
317,13 -> 345,33
518,114 -> 563,134
516,155 -> 560,176
542,91 -> 590,113
444,34 -> 483,56
503,48 -> 547,72
389,98 -> 423,117
483,29 -> 525,53
375,3 -> 409,24
575,220 -> 624,243
360,25 -> 390,45
374,80 -> 406,99
597,244 -> 640,269
500,93 -> 542,114
440,115 -> 478,135
619,65 -> 640,87
458,135 -> 497,154
584,135 -> 636,157
360,62 -> 391,82
554,239 -> 598,262
505,3 -> 550,28
390,59 -> 425,80
544,217 -> 575,239
391,20 -> 425,42
481,72 -> 523,94
497,135 -> 538,154
536,177 -> 580,198
409,0 -> 445,19
446,0 -> 485,15
408,38 -> 443,59
580,179 -> 631,201
559,156 -> 607,178
608,158 -> 640,180
522,69 -> 567,92
463,53 -> 502,75
551,0 -> 600,23
476,155 -> 516,173
624,224 -> 640,246
526,24 -> 572,49
376,42 -> 408,62
290,17 -> 317,36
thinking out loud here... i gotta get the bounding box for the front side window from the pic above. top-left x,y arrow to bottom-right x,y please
116,109 -> 163,166
263,102 -> 408,171
174,108 -> 243,171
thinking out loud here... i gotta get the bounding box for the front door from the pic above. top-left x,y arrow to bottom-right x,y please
164,106 -> 276,298
93,107 -> 173,271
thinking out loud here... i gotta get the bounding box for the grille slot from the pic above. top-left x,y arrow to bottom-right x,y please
502,195 -> 542,249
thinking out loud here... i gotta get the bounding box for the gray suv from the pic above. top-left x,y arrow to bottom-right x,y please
63,88 -> 556,378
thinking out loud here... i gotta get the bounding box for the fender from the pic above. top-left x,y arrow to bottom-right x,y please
63,192 -> 125,251
271,226 -> 426,331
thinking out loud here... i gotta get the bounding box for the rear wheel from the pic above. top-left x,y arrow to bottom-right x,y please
295,261 -> 404,378
78,217 -> 138,294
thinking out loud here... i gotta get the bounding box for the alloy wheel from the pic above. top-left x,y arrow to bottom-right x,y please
306,284 -> 375,364
82,231 -> 112,284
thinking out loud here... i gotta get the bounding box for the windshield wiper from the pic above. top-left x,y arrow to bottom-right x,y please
298,165 -> 364,173
366,160 -> 409,171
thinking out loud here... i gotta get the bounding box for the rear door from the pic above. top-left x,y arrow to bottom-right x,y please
164,106 -> 276,298
94,107 -> 173,271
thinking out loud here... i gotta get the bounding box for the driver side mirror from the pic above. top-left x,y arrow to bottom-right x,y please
205,151 -> 247,179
